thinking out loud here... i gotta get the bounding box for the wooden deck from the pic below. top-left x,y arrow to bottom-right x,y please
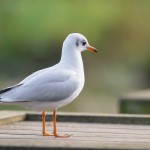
0,111 -> 150,150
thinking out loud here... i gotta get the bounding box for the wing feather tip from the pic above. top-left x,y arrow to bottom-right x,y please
0,84 -> 23,95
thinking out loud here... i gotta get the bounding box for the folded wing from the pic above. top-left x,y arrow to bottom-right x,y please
0,69 -> 81,102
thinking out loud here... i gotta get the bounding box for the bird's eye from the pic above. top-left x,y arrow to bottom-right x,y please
82,41 -> 86,46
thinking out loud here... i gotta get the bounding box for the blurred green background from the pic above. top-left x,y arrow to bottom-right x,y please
0,0 -> 150,113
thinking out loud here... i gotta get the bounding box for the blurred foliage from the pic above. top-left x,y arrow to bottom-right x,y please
0,0 -> 150,113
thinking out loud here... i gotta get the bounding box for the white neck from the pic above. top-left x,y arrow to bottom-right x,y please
59,47 -> 84,78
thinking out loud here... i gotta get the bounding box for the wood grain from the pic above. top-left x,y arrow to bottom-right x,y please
0,111 -> 150,149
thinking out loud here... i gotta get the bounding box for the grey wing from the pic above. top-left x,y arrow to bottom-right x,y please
0,69 -> 81,102
20,67 -> 50,84
0,67 -> 49,96
0,67 -> 49,100
0,84 -> 22,95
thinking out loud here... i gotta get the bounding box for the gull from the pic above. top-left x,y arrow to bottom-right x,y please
0,33 -> 98,138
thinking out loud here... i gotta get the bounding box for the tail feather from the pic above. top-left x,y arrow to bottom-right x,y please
0,84 -> 23,94
0,87 -> 14,94
0,84 -> 23,102
0,87 -> 12,102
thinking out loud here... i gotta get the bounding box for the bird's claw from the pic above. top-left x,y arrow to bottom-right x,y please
42,131 -> 53,136
42,131 -> 70,138
53,132 -> 70,138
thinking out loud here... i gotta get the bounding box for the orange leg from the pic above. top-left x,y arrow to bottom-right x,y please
53,110 -> 70,138
42,111 -> 52,136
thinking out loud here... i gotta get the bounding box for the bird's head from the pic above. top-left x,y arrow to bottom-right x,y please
63,33 -> 98,53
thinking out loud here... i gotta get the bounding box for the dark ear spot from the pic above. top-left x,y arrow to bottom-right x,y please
75,39 -> 79,47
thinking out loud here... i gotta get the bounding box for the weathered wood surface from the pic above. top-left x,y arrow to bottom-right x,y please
120,90 -> 150,114
0,111 -> 26,125
0,111 -> 150,150
121,90 -> 150,101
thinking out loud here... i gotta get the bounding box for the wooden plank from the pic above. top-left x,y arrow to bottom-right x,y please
1,110 -> 150,125
120,90 -> 150,114
0,111 -> 26,125
121,90 -> 150,101
26,112 -> 150,125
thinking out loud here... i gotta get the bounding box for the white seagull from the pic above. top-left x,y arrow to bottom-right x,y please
0,33 -> 98,137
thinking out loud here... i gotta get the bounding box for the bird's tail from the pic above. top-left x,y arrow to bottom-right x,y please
0,96 -> 3,103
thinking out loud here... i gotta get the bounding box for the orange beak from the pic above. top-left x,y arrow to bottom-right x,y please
86,46 -> 98,53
